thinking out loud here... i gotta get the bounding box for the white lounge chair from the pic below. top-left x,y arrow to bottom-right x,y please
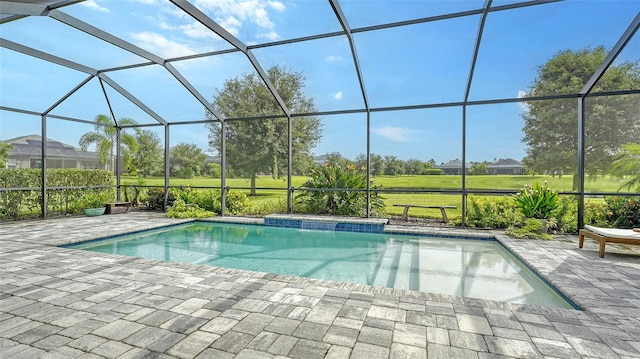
579,225 -> 640,258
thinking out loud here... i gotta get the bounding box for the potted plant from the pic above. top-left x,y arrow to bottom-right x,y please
79,191 -> 110,216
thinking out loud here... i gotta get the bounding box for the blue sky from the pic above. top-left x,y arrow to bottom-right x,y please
1,0 -> 639,164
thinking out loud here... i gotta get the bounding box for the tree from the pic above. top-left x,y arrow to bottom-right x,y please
325,152 -> 346,166
207,66 -> 322,195
79,114 -> 138,171
0,143 -> 12,167
611,142 -> 640,191
132,129 -> 163,177
521,47 -> 640,189
469,161 -> 489,175
383,155 -> 404,176
404,159 -> 424,175
170,143 -> 207,179
354,153 -> 385,177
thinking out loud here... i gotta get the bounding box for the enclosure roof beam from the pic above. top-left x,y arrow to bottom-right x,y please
169,0 -> 291,118
164,63 -> 226,122
98,73 -> 168,126
581,11 -> 640,96
0,1 -> 49,16
463,0 -> 492,104
43,74 -> 94,115
330,0 -> 369,111
48,10 -> 166,65
0,38 -> 97,75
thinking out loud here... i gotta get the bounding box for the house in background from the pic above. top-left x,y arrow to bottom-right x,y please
488,158 -> 524,175
2,135 -> 103,170
437,159 -> 470,175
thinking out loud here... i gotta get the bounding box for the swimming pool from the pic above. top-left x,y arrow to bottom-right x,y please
68,222 -> 575,309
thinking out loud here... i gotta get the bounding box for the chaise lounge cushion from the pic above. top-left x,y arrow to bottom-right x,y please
584,225 -> 640,240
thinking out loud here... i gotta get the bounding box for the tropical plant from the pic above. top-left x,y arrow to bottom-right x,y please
610,142 -> 640,191
79,114 -> 138,171
295,160 -> 385,217
513,181 -> 559,219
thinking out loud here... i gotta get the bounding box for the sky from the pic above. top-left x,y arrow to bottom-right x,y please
1,0 -> 639,165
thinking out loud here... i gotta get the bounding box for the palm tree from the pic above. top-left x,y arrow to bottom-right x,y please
611,142 -> 640,191
79,114 -> 138,171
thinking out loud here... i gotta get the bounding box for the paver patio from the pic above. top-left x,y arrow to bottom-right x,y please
1,212 -> 640,358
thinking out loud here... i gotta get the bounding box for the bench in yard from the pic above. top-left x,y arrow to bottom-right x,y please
393,204 -> 457,223
105,201 -> 132,214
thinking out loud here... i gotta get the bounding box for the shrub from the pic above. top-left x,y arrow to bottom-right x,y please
166,199 -> 215,219
604,196 -> 640,228
295,161 -> 385,217
0,168 -> 114,220
247,198 -> 288,215
513,181 -> 559,219
465,196 -> 520,229
584,201 -> 608,227
506,218 -> 552,240
144,188 -> 177,210
170,187 -> 250,215
549,195 -> 578,233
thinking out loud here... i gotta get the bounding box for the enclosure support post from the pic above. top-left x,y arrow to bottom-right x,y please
577,97 -> 585,229
461,106 -> 467,227
220,121 -> 227,216
41,115 -> 48,219
164,125 -> 170,211
366,110 -> 371,218
116,127 -> 121,201
287,115 -> 293,214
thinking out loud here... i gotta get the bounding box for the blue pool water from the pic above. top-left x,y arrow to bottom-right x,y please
68,222 -> 574,308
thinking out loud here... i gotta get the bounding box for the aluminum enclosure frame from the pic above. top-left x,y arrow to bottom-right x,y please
0,0 -> 638,224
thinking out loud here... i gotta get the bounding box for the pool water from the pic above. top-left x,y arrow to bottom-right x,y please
69,222 -> 574,308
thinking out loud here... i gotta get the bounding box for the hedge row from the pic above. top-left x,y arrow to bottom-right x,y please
0,169 -> 114,220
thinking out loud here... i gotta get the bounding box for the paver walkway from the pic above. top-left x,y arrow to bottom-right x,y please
1,212 -> 640,358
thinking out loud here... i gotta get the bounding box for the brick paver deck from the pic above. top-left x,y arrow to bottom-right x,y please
1,213 -> 640,358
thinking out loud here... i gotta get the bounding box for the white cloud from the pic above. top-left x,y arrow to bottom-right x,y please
257,30 -> 280,41
81,0 -> 110,12
193,0 -> 285,35
372,126 -> 416,142
268,1 -> 286,12
325,55 -> 341,62
130,32 -> 197,58
334,91 -> 343,100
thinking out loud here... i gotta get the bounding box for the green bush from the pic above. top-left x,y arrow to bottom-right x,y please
144,188 -> 177,210
464,196 -> 520,228
549,195 -> 578,233
295,161 -> 385,217
506,218 -> 552,240
513,181 -> 559,219
0,168 -> 114,220
166,199 -> 215,219
584,201 -> 608,227
170,187 -> 249,215
605,196 -> 640,228
247,198 -> 288,215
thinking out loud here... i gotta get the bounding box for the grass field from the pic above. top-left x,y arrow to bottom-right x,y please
121,174 -> 633,220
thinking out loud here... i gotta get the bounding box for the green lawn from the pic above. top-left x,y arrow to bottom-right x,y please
121,174 -> 631,220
